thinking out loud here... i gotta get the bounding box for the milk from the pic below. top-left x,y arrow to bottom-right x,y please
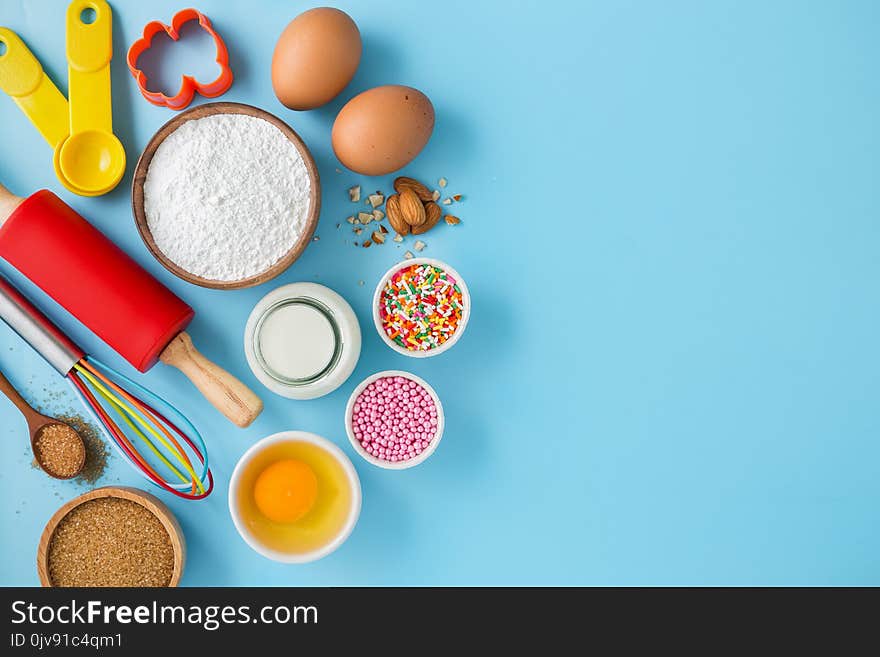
258,303 -> 336,380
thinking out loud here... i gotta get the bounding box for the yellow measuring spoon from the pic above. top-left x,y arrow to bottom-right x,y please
0,28 -> 68,147
0,28 -> 77,191
57,0 -> 125,196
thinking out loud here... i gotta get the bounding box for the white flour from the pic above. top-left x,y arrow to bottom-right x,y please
143,114 -> 311,282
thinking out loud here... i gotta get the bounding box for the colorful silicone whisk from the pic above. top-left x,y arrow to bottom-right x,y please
0,274 -> 212,499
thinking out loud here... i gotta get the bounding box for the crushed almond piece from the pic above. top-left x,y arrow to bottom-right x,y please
358,212 -> 374,224
431,189 -> 440,201
442,198 -> 452,205
403,250 -> 414,259
439,177 -> 447,188
372,230 -> 386,244
414,240 -> 426,252
373,209 -> 385,222
354,228 -> 363,235
348,186 -> 361,202
379,224 -> 389,234
363,240 -> 372,248
313,236 -> 320,241
368,193 -> 385,208
445,215 -> 461,225
453,194 -> 462,202
346,216 -> 356,224
393,234 -> 404,243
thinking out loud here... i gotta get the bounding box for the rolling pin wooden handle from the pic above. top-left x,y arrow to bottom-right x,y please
160,331 -> 263,428
0,182 -> 24,225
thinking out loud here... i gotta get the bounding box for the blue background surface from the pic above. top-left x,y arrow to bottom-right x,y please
1,0 -> 878,586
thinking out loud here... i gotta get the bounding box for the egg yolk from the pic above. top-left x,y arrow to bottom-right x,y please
253,459 -> 319,523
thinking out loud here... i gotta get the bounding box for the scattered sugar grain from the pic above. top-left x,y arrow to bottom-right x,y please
31,413 -> 109,485
60,413 -> 108,485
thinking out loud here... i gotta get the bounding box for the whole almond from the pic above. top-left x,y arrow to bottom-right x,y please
413,202 -> 442,234
399,188 -> 426,226
394,176 -> 433,203
385,194 -> 410,235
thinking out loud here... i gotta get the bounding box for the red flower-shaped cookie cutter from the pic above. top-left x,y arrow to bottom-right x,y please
127,8 -> 233,110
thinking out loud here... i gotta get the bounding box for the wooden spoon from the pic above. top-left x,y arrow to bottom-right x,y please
0,370 -> 85,479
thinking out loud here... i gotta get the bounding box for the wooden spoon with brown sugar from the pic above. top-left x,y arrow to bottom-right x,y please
0,369 -> 85,479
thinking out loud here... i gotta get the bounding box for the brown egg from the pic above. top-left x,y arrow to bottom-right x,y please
272,8 -> 361,111
332,85 -> 435,176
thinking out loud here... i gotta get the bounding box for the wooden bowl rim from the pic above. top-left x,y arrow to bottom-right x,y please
36,486 -> 186,587
131,101 -> 322,290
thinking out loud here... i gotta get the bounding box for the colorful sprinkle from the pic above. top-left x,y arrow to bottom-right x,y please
379,264 -> 465,351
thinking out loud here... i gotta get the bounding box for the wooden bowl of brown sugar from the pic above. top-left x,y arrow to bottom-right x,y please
37,487 -> 185,587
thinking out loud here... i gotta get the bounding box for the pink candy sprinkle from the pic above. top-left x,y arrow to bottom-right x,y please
351,376 -> 438,463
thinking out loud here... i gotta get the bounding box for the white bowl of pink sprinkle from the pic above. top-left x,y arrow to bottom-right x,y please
372,257 -> 471,358
344,370 -> 445,470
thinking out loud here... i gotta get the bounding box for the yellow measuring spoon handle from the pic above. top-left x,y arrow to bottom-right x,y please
0,28 -> 69,148
66,0 -> 113,135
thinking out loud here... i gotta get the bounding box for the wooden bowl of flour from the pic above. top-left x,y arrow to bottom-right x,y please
132,102 -> 321,290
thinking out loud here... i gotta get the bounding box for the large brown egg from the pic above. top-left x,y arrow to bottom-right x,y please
332,85 -> 434,175
272,8 -> 361,111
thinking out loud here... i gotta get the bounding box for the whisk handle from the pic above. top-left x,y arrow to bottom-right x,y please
160,331 -> 263,428
0,273 -> 84,374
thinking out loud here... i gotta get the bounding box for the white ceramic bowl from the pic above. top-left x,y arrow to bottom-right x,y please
228,431 -> 362,563
344,370 -> 445,470
372,257 -> 471,358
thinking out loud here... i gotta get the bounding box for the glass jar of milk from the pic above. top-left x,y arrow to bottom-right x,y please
244,283 -> 361,399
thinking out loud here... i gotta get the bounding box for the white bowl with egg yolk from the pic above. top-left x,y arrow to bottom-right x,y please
228,431 -> 362,563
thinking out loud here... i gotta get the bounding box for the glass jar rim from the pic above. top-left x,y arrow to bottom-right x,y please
253,296 -> 343,386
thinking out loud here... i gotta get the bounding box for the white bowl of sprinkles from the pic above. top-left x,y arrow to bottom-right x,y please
344,370 -> 445,470
372,258 -> 471,358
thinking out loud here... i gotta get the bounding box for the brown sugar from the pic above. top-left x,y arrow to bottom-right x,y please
33,424 -> 85,478
57,413 -> 109,485
32,413 -> 110,485
47,497 -> 175,587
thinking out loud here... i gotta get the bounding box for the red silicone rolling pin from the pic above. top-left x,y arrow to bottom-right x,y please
0,183 -> 263,427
